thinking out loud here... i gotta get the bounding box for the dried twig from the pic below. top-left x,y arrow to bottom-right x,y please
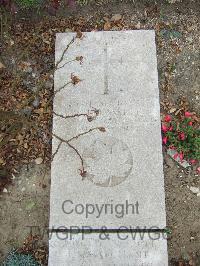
51,141 -> 62,162
52,133 -> 85,173
55,37 -> 75,70
67,127 -> 104,142
52,126 -> 106,176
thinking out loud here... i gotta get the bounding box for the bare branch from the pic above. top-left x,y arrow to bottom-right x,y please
67,127 -> 103,142
55,37 -> 75,70
56,59 -> 76,70
53,111 -> 89,119
54,81 -> 72,95
53,108 -> 99,122
51,141 -> 62,161
52,133 -> 85,173
52,126 -> 106,178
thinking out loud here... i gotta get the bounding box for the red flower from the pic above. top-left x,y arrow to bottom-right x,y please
164,115 -> 171,122
161,124 -> 168,133
173,153 -> 179,160
169,145 -> 176,150
179,152 -> 184,162
162,137 -> 167,144
188,121 -> 193,126
189,159 -> 197,165
179,132 -> 185,141
197,167 -> 200,174
169,126 -> 173,131
185,111 -> 192,118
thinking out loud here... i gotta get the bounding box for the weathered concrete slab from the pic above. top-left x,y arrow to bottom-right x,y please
48,232 -> 168,266
50,31 -> 166,229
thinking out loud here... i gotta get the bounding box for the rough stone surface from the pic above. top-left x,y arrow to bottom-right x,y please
48,232 -> 168,266
50,31 -> 166,229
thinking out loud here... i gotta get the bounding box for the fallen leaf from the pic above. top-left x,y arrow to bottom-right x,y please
99,127 -> 106,132
76,30 -> 83,39
135,22 -> 141,29
175,109 -> 182,116
111,14 -> 122,22
75,56 -> 83,64
103,17 -> 109,22
10,39 -> 14,46
3,188 -> 8,193
35,157 -> 43,165
0,62 -> 5,69
71,73 -> 81,85
193,115 -> 200,122
0,158 -> 5,165
104,21 -> 111,31
169,107 -> 176,113
24,143 -> 28,149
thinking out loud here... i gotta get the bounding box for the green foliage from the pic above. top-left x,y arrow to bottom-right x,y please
15,0 -> 42,8
162,114 -> 200,161
2,250 -> 40,266
76,0 -> 115,6
164,227 -> 172,236
76,0 -> 90,5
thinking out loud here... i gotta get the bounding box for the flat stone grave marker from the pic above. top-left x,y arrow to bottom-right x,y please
49,30 -> 168,266
50,30 -> 166,230
48,232 -> 168,266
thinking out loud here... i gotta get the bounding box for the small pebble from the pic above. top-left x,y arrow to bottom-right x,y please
190,186 -> 199,194
65,28 -> 72,32
32,97 -> 40,108
3,188 -> 8,193
25,66 -> 33,73
35,157 -> 43,165
111,14 -> 122,22
135,22 -> 141,29
20,107 -> 32,117
32,86 -> 38,93
45,80 -> 53,89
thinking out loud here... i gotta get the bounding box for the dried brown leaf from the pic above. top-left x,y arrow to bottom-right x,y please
80,170 -> 87,179
104,21 -> 111,31
71,74 -> 81,85
0,62 -> 5,69
99,127 -> 106,132
76,30 -> 83,39
169,107 -> 176,113
35,157 -> 43,165
111,14 -> 122,22
175,109 -> 182,116
75,56 -> 83,64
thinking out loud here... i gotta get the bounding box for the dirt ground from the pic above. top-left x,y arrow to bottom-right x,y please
0,165 -> 50,264
0,0 -> 200,265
